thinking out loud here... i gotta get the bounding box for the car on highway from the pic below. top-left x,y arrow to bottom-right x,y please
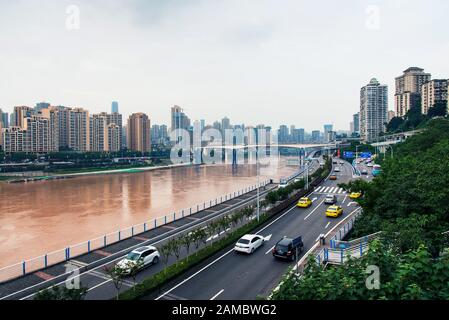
278,180 -> 288,189
325,205 -> 343,218
272,236 -> 304,261
332,160 -> 338,164
329,174 -> 337,180
116,246 -> 160,274
324,194 -> 337,205
334,167 -> 340,172
349,192 -> 362,199
367,163 -> 373,167
340,161 -> 344,165
361,169 -> 368,175
297,197 -> 312,208
234,234 -> 265,254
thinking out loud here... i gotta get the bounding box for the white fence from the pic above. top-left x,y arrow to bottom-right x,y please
0,180 -> 270,283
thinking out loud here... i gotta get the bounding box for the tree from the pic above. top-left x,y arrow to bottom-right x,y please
170,238 -> 182,264
124,259 -> 144,291
34,284 -> 88,300
427,101 -> 447,118
158,243 -> 173,273
180,232 -> 194,261
104,265 -> 128,300
386,117 -> 404,133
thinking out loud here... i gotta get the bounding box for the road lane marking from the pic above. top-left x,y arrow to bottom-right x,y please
315,186 -> 323,192
210,289 -> 224,300
342,194 -> 348,204
323,187 -> 330,193
304,198 -> 326,220
347,202 -> 357,207
325,222 -> 331,229
265,245 -> 275,255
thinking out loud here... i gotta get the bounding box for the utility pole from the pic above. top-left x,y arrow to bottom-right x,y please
256,147 -> 260,222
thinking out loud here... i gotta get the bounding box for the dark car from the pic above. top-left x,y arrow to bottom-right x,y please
361,169 -> 368,175
272,236 -> 304,261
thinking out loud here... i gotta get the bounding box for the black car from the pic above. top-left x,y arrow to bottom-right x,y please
272,236 -> 304,261
361,169 -> 368,175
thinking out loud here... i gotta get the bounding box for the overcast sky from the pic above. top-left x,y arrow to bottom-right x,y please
0,0 -> 448,131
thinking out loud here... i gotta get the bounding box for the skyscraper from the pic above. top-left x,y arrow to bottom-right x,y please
90,113 -> 109,152
13,106 -> 34,128
353,113 -> 360,133
311,130 -> 320,143
111,101 -> 119,114
323,124 -> 333,143
127,113 -> 151,152
0,108 -> 8,128
360,78 -> 388,142
395,67 -> 431,117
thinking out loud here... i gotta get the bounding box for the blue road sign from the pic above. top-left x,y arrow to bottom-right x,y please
360,152 -> 372,158
343,151 -> 354,158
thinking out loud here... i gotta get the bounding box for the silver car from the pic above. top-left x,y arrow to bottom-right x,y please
324,194 -> 337,205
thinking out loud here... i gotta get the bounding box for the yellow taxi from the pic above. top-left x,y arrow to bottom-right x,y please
297,197 -> 312,208
349,192 -> 362,199
325,205 -> 343,218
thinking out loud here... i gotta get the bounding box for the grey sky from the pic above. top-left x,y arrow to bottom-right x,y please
0,0 -> 448,131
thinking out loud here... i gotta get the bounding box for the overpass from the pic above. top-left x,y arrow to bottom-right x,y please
194,143 -> 339,165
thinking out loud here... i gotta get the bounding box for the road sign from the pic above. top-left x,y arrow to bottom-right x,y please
343,151 -> 354,158
360,152 -> 372,158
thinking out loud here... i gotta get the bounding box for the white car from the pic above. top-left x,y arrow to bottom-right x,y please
339,161 -> 344,165
116,246 -> 160,274
367,163 -> 373,167
278,180 -> 288,189
334,167 -> 340,172
234,234 -> 265,254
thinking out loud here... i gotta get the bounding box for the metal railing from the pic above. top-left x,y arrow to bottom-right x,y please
0,179 -> 270,283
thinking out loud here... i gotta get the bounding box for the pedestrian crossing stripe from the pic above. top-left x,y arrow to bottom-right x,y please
314,186 -> 346,194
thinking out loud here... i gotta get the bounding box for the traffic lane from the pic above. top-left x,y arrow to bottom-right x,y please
164,193 -> 329,300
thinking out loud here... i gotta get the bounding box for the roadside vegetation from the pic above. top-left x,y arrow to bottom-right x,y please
271,118 -> 449,300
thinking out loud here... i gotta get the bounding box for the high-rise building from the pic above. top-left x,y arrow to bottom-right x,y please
111,101 -> 119,114
360,78 -> 388,142
395,67 -> 431,117
323,124 -> 333,142
353,113 -> 360,133
35,102 -> 51,112
13,106 -> 34,128
106,112 -> 123,148
127,113 -> 151,152
69,108 -> 90,152
388,110 -> 396,123
90,113 -> 109,152
2,115 -> 52,153
421,79 -> 448,114
311,130 -> 320,143
278,125 -> 289,143
0,109 -> 9,128
221,117 -> 231,136
171,106 -> 190,130
107,123 -> 121,152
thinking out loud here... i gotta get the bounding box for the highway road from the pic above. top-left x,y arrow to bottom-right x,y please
153,159 -> 359,300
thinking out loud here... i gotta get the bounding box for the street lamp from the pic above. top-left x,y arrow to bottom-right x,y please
256,147 -> 260,222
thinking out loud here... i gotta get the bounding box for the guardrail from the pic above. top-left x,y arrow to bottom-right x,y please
0,179 -> 270,283
315,209 -> 364,265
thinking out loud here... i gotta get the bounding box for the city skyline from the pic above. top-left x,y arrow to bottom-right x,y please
1,1 -> 449,131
